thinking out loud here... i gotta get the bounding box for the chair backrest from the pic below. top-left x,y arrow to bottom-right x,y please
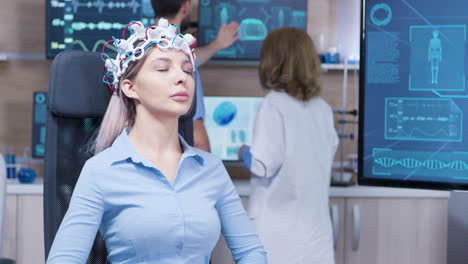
44,51 -> 196,263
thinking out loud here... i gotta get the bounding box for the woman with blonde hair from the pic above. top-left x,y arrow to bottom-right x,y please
47,20 -> 266,264
239,27 -> 338,264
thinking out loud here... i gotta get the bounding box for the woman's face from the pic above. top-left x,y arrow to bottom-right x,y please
122,48 -> 195,118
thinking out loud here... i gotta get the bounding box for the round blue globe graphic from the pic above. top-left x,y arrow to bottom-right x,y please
213,101 -> 237,126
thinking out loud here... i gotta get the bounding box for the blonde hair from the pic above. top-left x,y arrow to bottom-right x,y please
259,27 -> 322,101
91,47 -> 151,154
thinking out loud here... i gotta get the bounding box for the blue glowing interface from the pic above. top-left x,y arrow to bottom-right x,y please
33,92 -> 47,158
361,0 -> 468,186
198,0 -> 307,60
204,96 -> 262,161
46,0 -> 154,58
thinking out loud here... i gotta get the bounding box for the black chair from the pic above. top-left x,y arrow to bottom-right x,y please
43,50 -> 196,263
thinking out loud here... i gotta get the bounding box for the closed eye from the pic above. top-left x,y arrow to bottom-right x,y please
182,64 -> 193,75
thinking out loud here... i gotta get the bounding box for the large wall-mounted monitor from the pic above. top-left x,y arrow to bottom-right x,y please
204,96 -> 262,161
359,0 -> 468,190
198,0 -> 308,60
46,0 -> 155,58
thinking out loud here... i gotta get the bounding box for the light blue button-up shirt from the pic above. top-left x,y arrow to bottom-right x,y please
47,129 -> 267,264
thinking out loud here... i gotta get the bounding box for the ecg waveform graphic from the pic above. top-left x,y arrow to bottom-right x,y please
52,19 -> 128,31
47,0 -> 154,57
372,148 -> 468,179
50,0 -> 141,14
50,39 -> 118,52
385,98 -> 462,142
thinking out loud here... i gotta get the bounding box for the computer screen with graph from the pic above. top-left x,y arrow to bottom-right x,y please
46,0 -> 155,58
359,0 -> 468,189
198,0 -> 307,60
204,96 -> 262,161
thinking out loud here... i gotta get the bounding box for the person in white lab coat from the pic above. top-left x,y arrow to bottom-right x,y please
238,27 -> 339,264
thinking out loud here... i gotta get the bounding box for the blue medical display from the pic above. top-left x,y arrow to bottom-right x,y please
33,92 -> 47,158
198,0 -> 307,60
46,0 -> 154,58
360,0 -> 468,189
204,96 -> 262,161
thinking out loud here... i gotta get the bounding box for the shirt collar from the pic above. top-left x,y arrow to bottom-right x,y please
178,133 -> 205,165
109,128 -> 204,166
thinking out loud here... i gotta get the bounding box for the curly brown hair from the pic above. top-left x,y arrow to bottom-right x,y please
259,27 -> 322,101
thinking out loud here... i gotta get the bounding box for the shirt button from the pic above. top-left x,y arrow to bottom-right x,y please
176,243 -> 183,250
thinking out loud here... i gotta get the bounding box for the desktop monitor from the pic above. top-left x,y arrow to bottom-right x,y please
46,0 -> 155,58
204,96 -> 262,161
198,0 -> 308,60
32,92 -> 47,158
359,0 -> 468,190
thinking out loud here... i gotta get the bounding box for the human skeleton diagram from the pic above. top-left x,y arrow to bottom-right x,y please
428,30 -> 442,85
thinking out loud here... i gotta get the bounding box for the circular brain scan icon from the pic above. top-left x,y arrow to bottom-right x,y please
370,3 -> 392,26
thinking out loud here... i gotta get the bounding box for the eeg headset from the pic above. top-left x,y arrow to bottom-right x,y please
101,19 -> 197,94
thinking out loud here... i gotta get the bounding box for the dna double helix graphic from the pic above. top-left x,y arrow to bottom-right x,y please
374,157 -> 468,171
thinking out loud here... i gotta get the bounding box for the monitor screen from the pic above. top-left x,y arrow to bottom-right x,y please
359,0 -> 468,190
33,92 -> 47,158
204,96 -> 262,161
198,0 -> 308,60
46,0 -> 155,58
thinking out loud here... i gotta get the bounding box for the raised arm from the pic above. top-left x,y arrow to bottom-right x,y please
47,162 -> 105,264
192,70 -> 211,152
195,21 -> 240,66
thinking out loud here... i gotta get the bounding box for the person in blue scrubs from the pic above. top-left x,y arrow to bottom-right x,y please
151,0 -> 241,152
46,21 -> 266,264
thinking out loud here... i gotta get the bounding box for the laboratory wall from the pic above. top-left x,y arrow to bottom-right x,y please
0,0 -> 359,179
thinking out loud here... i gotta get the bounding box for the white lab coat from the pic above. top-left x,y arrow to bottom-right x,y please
248,90 -> 338,264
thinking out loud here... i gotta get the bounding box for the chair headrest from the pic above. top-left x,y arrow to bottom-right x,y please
48,51 -> 111,118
